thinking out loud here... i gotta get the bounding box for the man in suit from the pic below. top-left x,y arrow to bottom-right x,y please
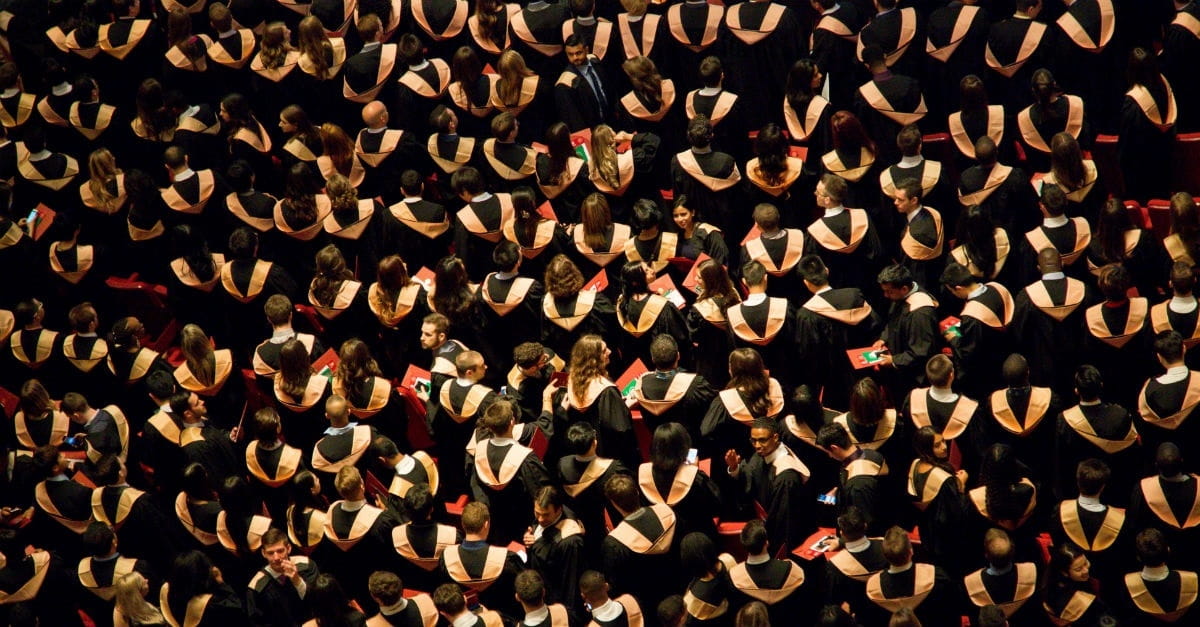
555,34 -> 611,132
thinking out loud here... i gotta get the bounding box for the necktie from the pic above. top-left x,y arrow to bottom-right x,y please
584,65 -> 607,113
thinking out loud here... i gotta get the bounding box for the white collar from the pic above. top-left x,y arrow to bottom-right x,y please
745,553 -> 770,565
524,606 -> 549,625
967,284 -> 988,300
1078,399 -> 1101,406
394,455 -> 416,475
897,155 -> 924,168
173,168 -> 197,182
409,60 -> 430,71
1042,271 -> 1066,280
929,386 -> 958,403
489,437 -> 515,446
744,293 -> 768,307
403,196 -> 422,203
576,16 -> 597,25
362,41 -> 381,52
1077,495 -> 1105,512
324,423 -> 358,436
219,29 -> 238,39
591,599 -> 623,622
887,562 -> 914,574
905,206 -> 924,223
0,88 -> 17,98
27,149 -> 52,162
1043,215 -> 1069,228
823,3 -> 841,15
1141,565 -> 1170,582
471,192 -> 493,203
843,537 -> 871,553
493,271 -> 518,280
52,82 -> 72,96
1170,295 -> 1198,314
823,205 -> 845,218
270,328 -> 296,343
698,87 -> 721,97
452,612 -> 480,627
1158,365 -> 1190,385
366,126 -> 386,134
626,14 -> 643,22
341,499 -> 366,512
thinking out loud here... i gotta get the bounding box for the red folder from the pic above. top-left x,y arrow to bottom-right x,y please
414,266 -> 435,290
312,348 -> 339,377
616,359 -> 648,397
32,204 -> 56,241
401,364 -> 433,396
584,269 -> 608,292
681,253 -> 712,294
648,274 -> 686,309
846,347 -> 886,369
536,201 -> 557,222
939,316 -> 962,337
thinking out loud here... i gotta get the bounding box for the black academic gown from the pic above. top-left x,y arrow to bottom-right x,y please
469,438 -> 553,545
601,504 -> 681,610
1055,403 -> 1142,504
1011,276 -> 1093,394
794,287 -> 882,411
948,283 -> 1014,399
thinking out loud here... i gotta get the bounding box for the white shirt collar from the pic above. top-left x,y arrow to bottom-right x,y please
219,29 -> 238,39
1142,565 -> 1170,582
270,328 -> 296,343
471,192 -> 493,203
1044,215 -> 1070,228
929,386 -> 958,403
394,455 -> 416,475
823,3 -> 841,15
452,612 -> 480,627
51,82 -> 72,96
524,606 -> 549,625
1158,365 -> 1190,385
575,16 -> 597,25
591,599 -> 624,622
745,553 -> 770,565
173,168 -> 197,182
1170,295 -> 1198,314
362,41 -> 381,52
698,87 -> 721,97
843,537 -> 871,553
403,196 -> 422,203
27,150 -> 52,162
905,206 -> 924,223
409,60 -> 430,71
1042,271 -> 1065,280
967,284 -> 988,300
888,562 -> 914,574
341,499 -> 366,512
0,88 -> 17,98
744,293 -> 768,307
897,155 -> 924,168
1077,495 -> 1106,512
380,599 -> 409,615
823,205 -> 845,218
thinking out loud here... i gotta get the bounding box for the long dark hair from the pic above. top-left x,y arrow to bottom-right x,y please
785,59 -> 818,113
218,476 -> 257,555
282,163 -> 321,223
753,123 -> 789,186
650,422 -> 690,475
912,426 -> 955,475
544,122 -> 573,184
431,256 -> 474,323
167,551 -> 217,617
728,348 -> 771,416
1095,198 -> 1134,264
171,225 -> 216,281
511,186 -> 540,245
617,261 -> 650,321
310,574 -> 357,627
956,205 -> 998,279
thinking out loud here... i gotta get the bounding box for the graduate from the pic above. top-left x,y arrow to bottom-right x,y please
983,354 -> 1061,480
670,116 -> 742,243
719,0 -> 802,132
956,137 -> 1037,236
478,112 -> 538,192
436,502 -> 525,617
1011,248 -> 1094,393
342,15 -> 398,105
613,262 -> 691,370
984,0 -> 1055,110
628,335 -> 715,439
391,484 -> 461,588
636,423 -> 720,541
961,529 -> 1042,623
700,348 -> 785,461
723,262 -> 794,388
509,0 -> 570,74
1128,445 -> 1200,567
451,166 -> 514,282
906,427 -> 970,577
940,263 -> 1015,399
469,400 -> 553,545
522,491 -> 586,610
1136,331 -> 1200,463
507,342 -> 565,424
739,203 -> 811,298
1083,264 -> 1151,410
873,265 -> 942,397
924,0 -> 989,119
853,46 -> 927,165
726,520 -> 810,626
809,174 -> 885,294
432,351 -> 499,495
662,0 -> 725,94
1116,529 -> 1198,623
551,334 -> 640,471
723,418 -> 812,555
476,237 -> 546,376
894,181 -> 945,296
877,126 -> 951,237
900,355 -> 983,474
1046,459 -> 1133,591
1055,369 -> 1141,505
323,467 -> 404,614
859,528 -> 958,627
557,421 -> 632,560
536,123 -> 595,224
600,474 -> 682,610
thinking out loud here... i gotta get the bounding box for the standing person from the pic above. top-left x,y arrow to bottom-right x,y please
873,264 -> 941,399
816,422 -> 890,536
860,527 -> 959,627
1120,47 -> 1178,203
671,116 -> 742,244
907,427 -> 969,576
1055,369 -> 1141,504
159,551 -> 248,626
470,399 -> 553,545
724,418 -> 812,554
245,528 -> 321,627
551,334 -> 639,470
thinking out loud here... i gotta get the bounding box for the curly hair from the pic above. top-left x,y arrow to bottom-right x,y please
311,245 -> 354,306
568,335 -> 609,405
544,254 -> 584,298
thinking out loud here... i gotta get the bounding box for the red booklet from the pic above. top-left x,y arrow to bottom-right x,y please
846,347 -> 887,369
312,348 -> 339,378
584,269 -> 608,292
648,274 -> 686,309
401,364 -> 433,397
616,359 -> 647,397
940,316 -> 962,337
681,253 -> 712,294
413,266 -> 435,290
31,204 -> 56,241
536,201 -> 557,222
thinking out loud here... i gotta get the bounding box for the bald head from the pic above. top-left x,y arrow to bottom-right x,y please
1037,248 -> 1062,274
362,101 -> 388,128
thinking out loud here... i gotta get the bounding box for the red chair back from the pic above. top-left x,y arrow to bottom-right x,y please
1173,133 -> 1200,196
1093,134 -> 1124,199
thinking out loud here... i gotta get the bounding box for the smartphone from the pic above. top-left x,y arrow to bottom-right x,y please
500,385 -> 509,396
817,493 -> 838,505
685,448 -> 698,465
25,208 -> 38,224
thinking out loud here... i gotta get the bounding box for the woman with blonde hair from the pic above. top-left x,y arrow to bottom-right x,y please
368,255 -> 429,373
316,122 -> 365,187
687,258 -> 739,388
113,571 -> 166,627
249,22 -> 300,92
588,124 -> 664,218
308,243 -> 368,349
540,254 -> 617,358
561,334 -> 639,468
618,56 -> 678,136
79,148 -> 126,215
489,49 -> 545,137
570,193 -> 633,291
699,348 -> 784,458
322,173 -> 385,281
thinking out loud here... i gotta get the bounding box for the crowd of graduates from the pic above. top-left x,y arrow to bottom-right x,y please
3,0 -> 1200,625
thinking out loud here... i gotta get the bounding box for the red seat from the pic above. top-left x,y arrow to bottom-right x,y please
1172,133 -> 1200,196
292,304 -> 326,336
717,520 -> 749,561
240,368 -> 272,414
0,386 -> 17,419
630,410 -> 651,461
1124,201 -> 1152,230
921,133 -> 958,187
1147,199 -> 1173,240
1093,134 -> 1124,199
105,274 -> 178,352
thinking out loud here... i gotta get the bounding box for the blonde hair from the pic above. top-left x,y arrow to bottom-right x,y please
297,16 -> 333,79
497,50 -> 535,107
325,173 -> 358,212
259,22 -> 293,69
180,324 -> 215,386
622,56 -> 662,107
620,0 -> 647,16
568,335 -> 608,405
590,125 -> 620,189
114,572 -> 164,626
87,148 -> 122,213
